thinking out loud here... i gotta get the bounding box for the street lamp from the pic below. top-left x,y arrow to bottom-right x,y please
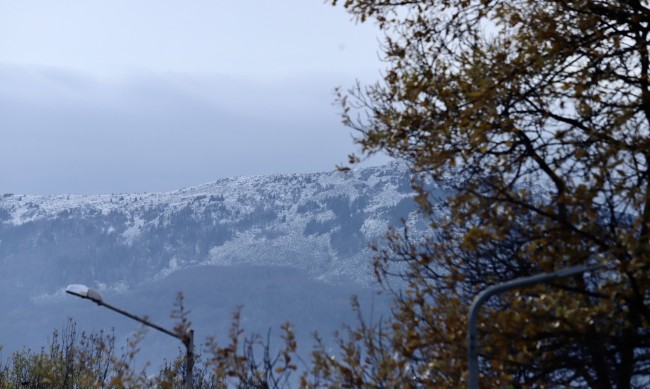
467,263 -> 602,389
66,284 -> 194,389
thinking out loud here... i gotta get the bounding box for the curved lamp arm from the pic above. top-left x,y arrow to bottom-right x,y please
467,263 -> 603,389
66,284 -> 194,389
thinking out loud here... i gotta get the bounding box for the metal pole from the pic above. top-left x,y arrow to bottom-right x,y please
467,263 -> 602,389
184,329 -> 194,389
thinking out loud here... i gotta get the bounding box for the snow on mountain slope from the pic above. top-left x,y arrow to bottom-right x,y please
0,162 -> 444,297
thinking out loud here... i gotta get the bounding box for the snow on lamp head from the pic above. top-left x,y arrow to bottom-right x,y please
65,284 -> 104,304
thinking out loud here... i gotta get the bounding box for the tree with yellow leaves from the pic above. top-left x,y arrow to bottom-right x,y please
318,0 -> 650,387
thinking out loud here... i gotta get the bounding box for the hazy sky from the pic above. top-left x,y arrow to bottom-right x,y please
0,0 -> 385,194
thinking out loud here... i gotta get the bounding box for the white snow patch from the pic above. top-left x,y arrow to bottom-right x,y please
122,216 -> 145,244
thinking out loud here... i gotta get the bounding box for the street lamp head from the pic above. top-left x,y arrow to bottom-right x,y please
66,284 -> 104,304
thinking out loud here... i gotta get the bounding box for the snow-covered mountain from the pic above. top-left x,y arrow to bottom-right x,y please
0,162 -> 427,298
0,163 -> 442,365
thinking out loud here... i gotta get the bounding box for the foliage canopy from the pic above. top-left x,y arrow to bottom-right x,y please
323,0 -> 650,387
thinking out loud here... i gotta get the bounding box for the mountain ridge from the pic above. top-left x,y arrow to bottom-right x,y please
0,162 -> 436,298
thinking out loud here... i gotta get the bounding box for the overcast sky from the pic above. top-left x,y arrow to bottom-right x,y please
0,0 -> 385,195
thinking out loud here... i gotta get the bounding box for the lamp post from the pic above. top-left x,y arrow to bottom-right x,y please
467,263 -> 602,389
66,284 -> 194,389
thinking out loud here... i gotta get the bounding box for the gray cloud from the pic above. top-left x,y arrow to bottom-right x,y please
0,65 -> 386,194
